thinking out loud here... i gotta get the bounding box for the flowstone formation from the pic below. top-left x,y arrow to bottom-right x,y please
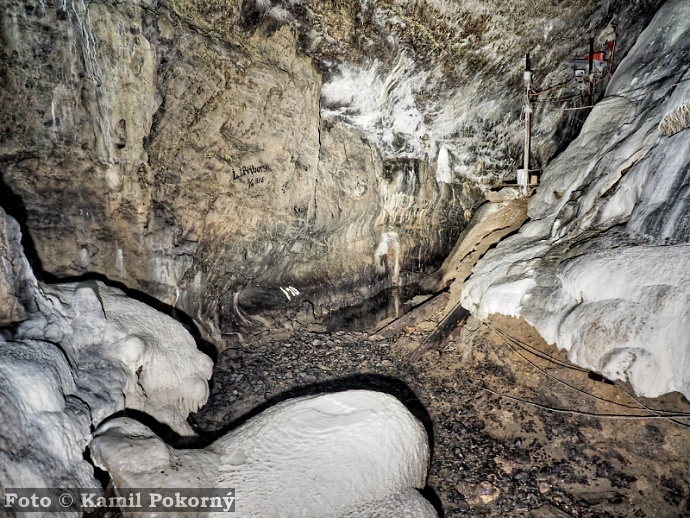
1,204 -> 436,517
0,206 -> 212,502
0,0 -> 663,344
462,0 -> 690,399
91,391 -> 437,517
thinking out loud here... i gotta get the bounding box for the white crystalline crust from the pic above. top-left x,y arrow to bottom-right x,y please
90,390 -> 438,518
321,55 -> 431,160
0,241 -> 212,498
0,339 -> 94,493
462,0 -> 690,399
15,281 -> 213,435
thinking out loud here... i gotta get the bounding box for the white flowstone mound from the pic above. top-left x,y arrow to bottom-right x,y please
462,0 -> 690,399
0,339 -> 94,492
0,206 -> 213,497
90,390 -> 437,518
15,281 -> 213,435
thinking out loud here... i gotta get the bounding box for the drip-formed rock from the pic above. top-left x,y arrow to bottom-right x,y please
0,207 -> 213,496
14,280 -> 213,435
90,390 -> 436,517
0,339 -> 93,497
462,0 -> 690,399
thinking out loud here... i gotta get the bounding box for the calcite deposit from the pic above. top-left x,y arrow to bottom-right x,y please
91,391 -> 437,517
462,0 -> 690,399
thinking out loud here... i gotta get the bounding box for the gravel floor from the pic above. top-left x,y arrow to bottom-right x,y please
191,314 -> 690,517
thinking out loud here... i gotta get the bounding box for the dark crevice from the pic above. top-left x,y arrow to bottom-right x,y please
239,0 -> 266,33
82,447 -> 110,488
97,408 -> 207,449
324,283 -> 431,332
190,374 -> 435,452
421,485 -> 445,518
0,170 -> 45,277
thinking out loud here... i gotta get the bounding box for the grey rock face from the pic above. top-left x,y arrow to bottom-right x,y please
0,0 -> 662,342
0,206 -> 35,325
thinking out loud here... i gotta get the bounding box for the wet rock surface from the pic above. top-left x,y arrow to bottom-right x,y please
192,314 -> 690,517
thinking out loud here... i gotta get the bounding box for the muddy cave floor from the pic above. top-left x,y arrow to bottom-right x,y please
189,313 -> 690,517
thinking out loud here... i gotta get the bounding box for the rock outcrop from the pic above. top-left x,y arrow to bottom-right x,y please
0,207 -> 212,498
0,0 -> 663,342
2,1 -> 689,513
91,390 -> 436,517
0,206 -> 35,324
462,0 -> 690,399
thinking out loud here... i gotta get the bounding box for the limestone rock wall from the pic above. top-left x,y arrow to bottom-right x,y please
0,0 -> 663,341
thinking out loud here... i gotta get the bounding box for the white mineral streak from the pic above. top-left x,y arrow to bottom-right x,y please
280,286 -> 300,300
321,55 -> 432,160
462,0 -> 690,399
436,146 -> 452,184
375,231 -> 402,285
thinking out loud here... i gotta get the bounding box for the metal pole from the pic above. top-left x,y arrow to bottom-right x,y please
522,53 -> 532,197
588,37 -> 594,108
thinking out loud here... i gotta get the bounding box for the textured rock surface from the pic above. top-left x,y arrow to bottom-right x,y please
190,318 -> 690,517
428,194 -> 529,314
462,0 -> 690,399
20,281 -> 214,434
91,390 -> 436,517
0,338 -> 95,499
0,0 -> 663,343
0,206 -> 35,324
0,207 -> 212,497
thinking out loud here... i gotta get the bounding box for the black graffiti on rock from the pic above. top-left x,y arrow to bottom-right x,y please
248,176 -> 264,188
232,164 -> 272,181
